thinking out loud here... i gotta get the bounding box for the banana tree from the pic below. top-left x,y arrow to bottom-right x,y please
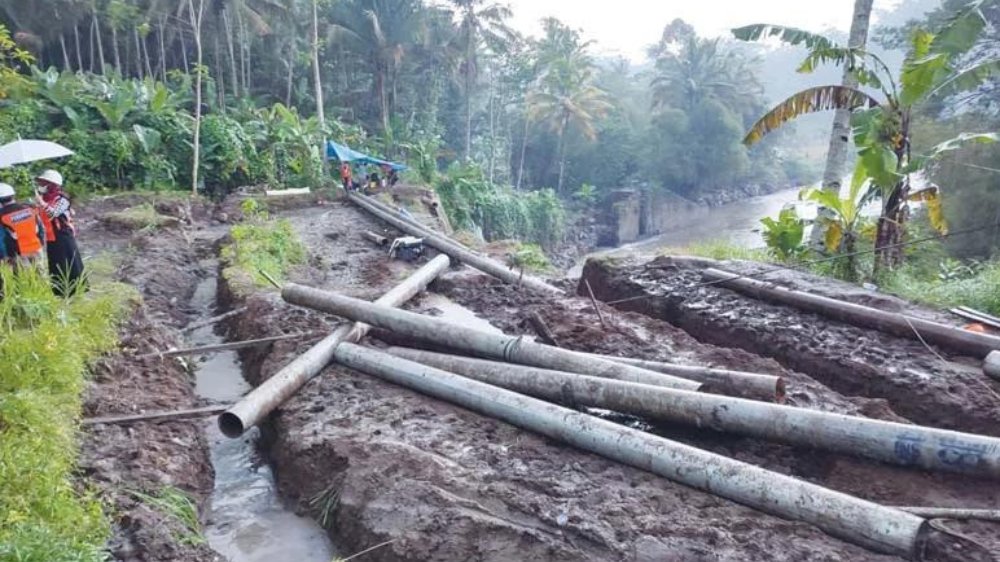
734,0 -> 999,275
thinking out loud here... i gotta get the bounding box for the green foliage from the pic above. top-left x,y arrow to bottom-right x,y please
435,163 -> 566,249
573,183 -> 598,206
662,240 -> 773,262
128,486 -> 205,546
221,209 -> 307,289
505,243 -> 552,273
883,259 -> 1000,316
759,206 -> 806,260
0,266 -> 133,562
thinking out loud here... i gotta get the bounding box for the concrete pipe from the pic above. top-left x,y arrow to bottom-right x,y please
580,351 -> 785,403
985,350 -> 1000,381
347,192 -> 565,296
702,268 -> 1000,359
385,346 -> 1000,478
281,283 -> 700,391
333,342 -> 929,557
218,254 -> 451,438
360,230 -> 389,246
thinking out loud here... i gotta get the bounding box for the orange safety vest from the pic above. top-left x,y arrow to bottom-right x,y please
0,204 -> 44,256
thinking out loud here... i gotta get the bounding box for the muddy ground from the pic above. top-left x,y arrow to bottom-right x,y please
77,195 -> 224,562
214,197 -> 1000,560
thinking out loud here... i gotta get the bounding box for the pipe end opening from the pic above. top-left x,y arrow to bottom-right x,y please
218,412 -> 246,438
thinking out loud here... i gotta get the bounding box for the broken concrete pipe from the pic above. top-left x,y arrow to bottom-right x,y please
280,283 -> 700,391
346,192 -> 565,296
578,351 -> 785,403
333,342 -> 928,557
702,268 -> 1000,359
385,346 -> 1000,478
217,254 -> 451,438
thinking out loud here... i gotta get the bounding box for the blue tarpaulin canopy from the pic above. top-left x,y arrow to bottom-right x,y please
327,140 -> 407,171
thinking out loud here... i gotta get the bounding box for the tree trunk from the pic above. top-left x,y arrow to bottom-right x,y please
73,25 -> 83,72
214,32 -> 225,109
189,0 -> 205,196
312,0 -> 325,130
376,67 -> 389,133
873,115 -> 911,277
133,28 -> 144,78
141,29 -> 153,78
487,67 -> 496,183
111,27 -> 121,72
516,114 -> 530,190
88,20 -> 95,73
285,55 -> 294,107
222,9 -> 239,98
180,27 -> 190,73
465,33 -> 474,161
158,18 -> 168,81
59,34 -> 71,71
237,8 -> 248,93
812,0 -> 874,246
556,128 -> 566,193
93,9 -> 106,75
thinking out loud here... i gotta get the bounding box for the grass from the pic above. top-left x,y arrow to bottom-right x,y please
882,261 -> 1000,316
658,239 -> 774,263
102,203 -> 180,232
128,486 -> 205,547
0,265 -> 135,562
221,202 -> 307,291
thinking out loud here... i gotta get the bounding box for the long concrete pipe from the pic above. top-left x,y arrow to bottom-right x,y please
333,342 -> 929,557
386,346 -> 1000,478
347,192 -> 565,296
281,283 -> 701,391
702,268 -> 1000,358
579,351 -> 785,402
218,254 -> 451,438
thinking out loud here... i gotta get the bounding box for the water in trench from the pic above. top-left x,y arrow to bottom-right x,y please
188,271 -> 336,562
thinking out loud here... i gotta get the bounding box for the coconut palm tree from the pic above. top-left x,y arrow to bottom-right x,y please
527,53 -> 611,193
650,36 -> 761,116
815,0 -> 874,246
449,0 -> 513,160
735,0 -> 999,274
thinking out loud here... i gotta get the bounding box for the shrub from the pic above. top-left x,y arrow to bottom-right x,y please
0,266 -> 133,562
221,202 -> 307,289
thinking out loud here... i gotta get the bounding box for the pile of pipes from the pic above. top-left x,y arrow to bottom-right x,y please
217,196 -> 1000,559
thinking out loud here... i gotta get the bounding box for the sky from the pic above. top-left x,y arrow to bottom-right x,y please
505,0 -> 904,61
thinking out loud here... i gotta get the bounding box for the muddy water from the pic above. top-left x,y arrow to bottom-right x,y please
419,292 -> 505,334
188,273 -> 336,562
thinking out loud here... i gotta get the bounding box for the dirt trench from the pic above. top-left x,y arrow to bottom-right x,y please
216,197 -> 1000,560
78,205 -> 222,561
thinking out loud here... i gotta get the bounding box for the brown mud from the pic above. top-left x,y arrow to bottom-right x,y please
77,197 -> 223,562
218,197 -> 1000,560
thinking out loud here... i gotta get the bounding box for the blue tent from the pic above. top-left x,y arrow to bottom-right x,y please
326,140 -> 407,171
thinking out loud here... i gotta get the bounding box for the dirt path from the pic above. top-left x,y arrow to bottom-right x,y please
216,197 -> 1000,560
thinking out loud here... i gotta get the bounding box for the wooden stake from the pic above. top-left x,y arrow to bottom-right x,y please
180,307 -> 248,334
584,279 -> 608,330
83,405 -> 225,426
526,310 -> 560,347
894,507 -> 1000,522
138,332 -> 317,359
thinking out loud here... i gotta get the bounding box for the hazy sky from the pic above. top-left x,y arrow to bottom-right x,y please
506,0 -> 904,61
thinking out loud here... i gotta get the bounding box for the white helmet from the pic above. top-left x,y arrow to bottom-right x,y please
0,183 -> 14,199
36,169 -> 63,188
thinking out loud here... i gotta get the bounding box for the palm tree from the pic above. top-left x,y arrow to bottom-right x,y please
815,0 -> 874,246
449,0 -> 513,160
734,1 -> 999,274
650,37 -> 760,115
527,54 -> 611,193
328,0 -> 424,134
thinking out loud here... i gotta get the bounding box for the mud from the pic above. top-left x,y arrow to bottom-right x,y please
582,256 -> 1000,437
218,197 -> 1000,560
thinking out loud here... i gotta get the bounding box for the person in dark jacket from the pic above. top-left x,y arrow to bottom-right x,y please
34,170 -> 85,296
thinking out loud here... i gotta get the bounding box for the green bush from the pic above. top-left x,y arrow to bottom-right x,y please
0,266 -> 134,562
882,260 -> 1000,316
435,163 -> 566,249
221,202 -> 307,289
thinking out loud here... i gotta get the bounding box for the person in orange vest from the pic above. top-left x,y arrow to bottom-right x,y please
339,161 -> 353,192
0,182 -> 45,267
34,170 -> 85,296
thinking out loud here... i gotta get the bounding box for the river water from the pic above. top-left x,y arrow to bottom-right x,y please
188,270 -> 337,562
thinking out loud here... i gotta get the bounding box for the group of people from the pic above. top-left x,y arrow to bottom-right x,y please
339,161 -> 399,193
0,169 -> 85,296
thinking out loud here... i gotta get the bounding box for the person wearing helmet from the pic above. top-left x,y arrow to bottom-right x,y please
35,170 -> 85,296
0,182 -> 46,267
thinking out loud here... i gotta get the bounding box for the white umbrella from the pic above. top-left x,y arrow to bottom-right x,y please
0,139 -> 74,168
